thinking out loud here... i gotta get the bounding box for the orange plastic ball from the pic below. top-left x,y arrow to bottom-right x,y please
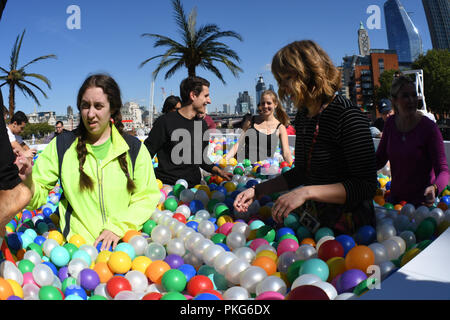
93,262 -> 114,283
122,230 -> 142,243
344,245 -> 375,273
0,278 -> 14,300
301,238 -> 316,247
394,204 -> 403,212
373,195 -> 385,206
252,256 -> 277,276
437,202 -> 448,211
145,260 -> 170,284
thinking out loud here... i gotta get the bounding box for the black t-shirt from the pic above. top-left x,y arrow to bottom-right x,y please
373,117 -> 385,132
144,110 -> 214,188
0,98 -> 21,190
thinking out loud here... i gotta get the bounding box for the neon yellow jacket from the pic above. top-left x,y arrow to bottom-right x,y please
27,125 -> 160,244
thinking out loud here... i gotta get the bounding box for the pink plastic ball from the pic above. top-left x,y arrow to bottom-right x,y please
249,238 -> 269,251
256,291 -> 285,300
218,222 -> 234,236
277,238 -> 299,256
23,272 -> 37,286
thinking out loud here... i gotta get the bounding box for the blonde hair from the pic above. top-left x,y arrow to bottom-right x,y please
260,89 -> 290,127
271,40 -> 341,114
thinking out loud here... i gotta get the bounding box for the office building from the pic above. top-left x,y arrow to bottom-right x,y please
422,0 -> 450,49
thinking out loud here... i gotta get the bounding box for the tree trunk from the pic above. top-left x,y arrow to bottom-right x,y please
9,82 -> 15,119
187,65 -> 196,78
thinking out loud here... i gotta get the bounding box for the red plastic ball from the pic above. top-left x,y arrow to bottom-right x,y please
106,276 -> 132,298
280,161 -> 289,169
173,213 -> 187,224
186,275 -> 214,297
318,240 -> 345,262
142,292 -> 163,300
285,285 -> 330,300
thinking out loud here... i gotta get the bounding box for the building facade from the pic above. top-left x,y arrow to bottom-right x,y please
384,0 -> 423,64
235,91 -> 254,114
255,76 -> 266,107
422,0 -> 450,49
121,101 -> 143,131
358,22 -> 371,56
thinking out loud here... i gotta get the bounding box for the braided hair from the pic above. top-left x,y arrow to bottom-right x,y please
76,74 -> 136,192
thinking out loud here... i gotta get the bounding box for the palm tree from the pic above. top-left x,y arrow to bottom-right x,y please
139,0 -> 243,84
0,29 -> 57,119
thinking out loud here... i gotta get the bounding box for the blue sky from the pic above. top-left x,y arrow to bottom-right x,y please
0,0 -> 432,115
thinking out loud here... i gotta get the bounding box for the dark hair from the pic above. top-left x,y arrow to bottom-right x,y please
179,76 -> 210,105
55,120 -> 64,126
162,95 -> 181,114
11,111 -> 28,125
76,73 -> 135,192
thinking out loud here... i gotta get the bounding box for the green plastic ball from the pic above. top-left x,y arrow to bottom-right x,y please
62,277 -> 77,292
143,219 -> 157,235
160,292 -> 187,300
27,243 -> 43,257
89,295 -> 108,300
63,243 -> 79,259
207,199 -> 220,213
173,184 -> 186,199
278,234 -> 299,243
18,259 -> 35,274
233,167 -> 244,175
39,286 -> 63,300
161,269 -> 187,292
296,226 -> 312,241
214,204 -> 230,218
415,217 -> 436,241
287,260 -> 305,284
211,233 -> 226,244
314,227 -> 334,242
256,225 -> 276,243
164,197 -> 179,212
243,159 -> 252,168
284,214 -> 301,230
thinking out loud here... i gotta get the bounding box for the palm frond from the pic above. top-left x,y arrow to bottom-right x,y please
16,81 -> 42,106
19,54 -> 57,71
20,79 -> 49,97
200,60 -> 225,84
10,30 -> 25,70
0,66 -> 9,74
152,56 -> 183,80
22,73 -> 52,89
164,59 -> 186,79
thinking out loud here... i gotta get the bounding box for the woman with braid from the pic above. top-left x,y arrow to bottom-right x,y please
23,74 -> 160,250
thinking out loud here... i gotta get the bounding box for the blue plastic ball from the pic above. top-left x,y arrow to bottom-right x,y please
64,285 -> 87,300
216,243 -> 230,251
276,227 -> 296,241
355,225 -> 377,245
193,293 -> 221,300
189,200 -> 204,214
335,234 -> 356,256
186,221 -> 199,232
43,261 -> 59,276
177,264 -> 197,282
42,207 -> 53,217
34,235 -> 46,246
96,241 -> 113,253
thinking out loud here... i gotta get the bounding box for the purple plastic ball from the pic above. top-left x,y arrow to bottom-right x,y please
58,266 -> 69,282
78,268 -> 100,292
7,295 -> 23,300
164,254 -> 184,269
337,269 -> 367,294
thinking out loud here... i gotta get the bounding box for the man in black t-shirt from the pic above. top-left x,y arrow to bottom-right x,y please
373,98 -> 394,133
144,76 -> 231,188
0,89 -> 32,237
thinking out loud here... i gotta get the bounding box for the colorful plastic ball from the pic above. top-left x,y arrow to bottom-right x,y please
108,251 -> 132,274
48,230 -> 64,245
355,225 -> 377,245
18,259 -> 35,274
164,197 -> 179,212
161,269 -> 187,292
334,234 -> 356,256
145,260 -> 171,285
249,238 -> 269,251
106,276 -> 132,299
187,275 -> 214,297
50,246 -> 70,267
64,285 -> 87,300
186,220 -> 199,232
193,292 -> 221,300
415,217 -> 436,241
160,292 -> 187,300
314,227 -> 334,242
77,268 -> 100,292
68,234 -> 86,248
277,238 -> 299,256
114,242 -> 136,261
252,256 -> 277,276
93,262 -> 114,284
143,219 -> 157,235
286,285 -> 330,300
142,292 -> 163,300
173,213 -> 187,224
189,200 -> 205,214
299,258 -> 329,282
345,245 -> 375,273
71,249 -> 92,267
317,240 -> 344,262
0,278 -> 14,300
336,269 -> 367,294
38,285 -> 63,300
164,254 -> 184,269
177,264 -> 197,283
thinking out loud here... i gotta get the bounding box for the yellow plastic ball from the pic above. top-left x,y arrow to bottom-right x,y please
224,182 -> 237,193
48,230 -> 64,245
443,189 -> 450,196
228,158 -> 237,167
108,251 -> 132,274
401,248 -> 421,267
96,250 -> 112,264
196,185 -> 211,198
378,178 -> 388,189
218,158 -> 228,169
6,279 -> 23,299
49,213 -> 60,226
132,256 -> 152,274
69,234 -> 86,248
217,215 -> 233,227
156,179 -> 163,190
256,250 -> 278,262
248,229 -> 258,241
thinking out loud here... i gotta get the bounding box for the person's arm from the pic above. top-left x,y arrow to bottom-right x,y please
144,116 -> 167,158
97,145 -> 160,250
425,123 -> 450,201
278,125 -> 293,164
0,183 -> 31,237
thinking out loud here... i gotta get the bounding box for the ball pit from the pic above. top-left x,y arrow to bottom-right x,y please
0,161 -> 449,301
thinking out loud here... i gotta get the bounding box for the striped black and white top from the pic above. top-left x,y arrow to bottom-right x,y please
282,95 -> 377,205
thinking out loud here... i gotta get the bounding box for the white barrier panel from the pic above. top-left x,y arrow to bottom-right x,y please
359,228 -> 450,300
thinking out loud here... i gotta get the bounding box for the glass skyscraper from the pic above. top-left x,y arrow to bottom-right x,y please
422,0 -> 450,50
384,0 -> 423,64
